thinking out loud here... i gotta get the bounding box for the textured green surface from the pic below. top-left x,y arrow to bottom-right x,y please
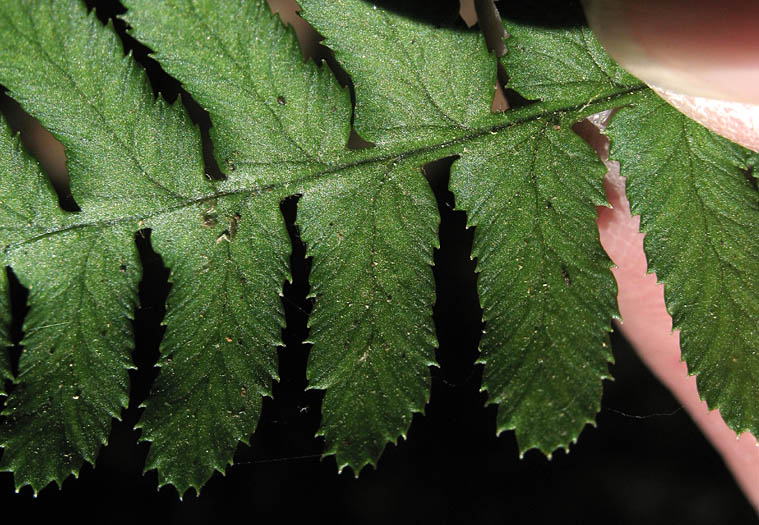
0,0 -> 755,495
299,0 -> 500,149
606,93 -> 759,436
501,18 -> 640,109
451,123 -> 617,454
122,0 -> 351,191
0,0 -> 175,493
300,0 -> 636,459
298,159 -> 439,472
0,126 -> 58,406
0,0 -> 287,495
0,109 -> 139,492
748,152 -> 759,173
0,130 -> 19,397
125,0 -> 446,475
0,2 -> 209,218
138,194 -> 290,494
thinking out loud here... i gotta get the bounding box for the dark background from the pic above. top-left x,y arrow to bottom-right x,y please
0,1 -> 756,523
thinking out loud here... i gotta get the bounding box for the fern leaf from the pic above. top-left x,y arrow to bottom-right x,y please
0,0 -> 286,494
450,122 -> 618,454
501,18 -> 640,110
606,94 -> 759,436
0,0 -> 189,493
122,0 -> 352,186
124,0 -> 445,475
0,111 -> 139,492
0,158 -> 11,394
136,194 -> 290,494
444,14 -> 641,454
300,0 -> 627,456
298,158 -> 439,472
0,0 -> 755,495
299,0 -> 501,148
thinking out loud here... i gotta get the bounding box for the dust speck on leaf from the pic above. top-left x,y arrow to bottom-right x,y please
561,268 -> 571,287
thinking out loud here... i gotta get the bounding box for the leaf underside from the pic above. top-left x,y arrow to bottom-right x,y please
0,0 -> 755,495
606,94 -> 759,436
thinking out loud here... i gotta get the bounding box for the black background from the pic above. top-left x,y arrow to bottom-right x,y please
0,1 -> 756,523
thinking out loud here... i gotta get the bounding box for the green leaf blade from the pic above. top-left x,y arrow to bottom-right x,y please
502,18 -> 641,109
451,122 -> 617,454
0,1 -> 210,219
123,0 -> 352,188
0,113 -> 141,492
138,194 -> 290,495
0,225 -> 140,493
0,0 -> 751,496
0,126 -> 36,397
0,0 -> 215,492
300,0 -> 499,148
298,161 -> 439,473
122,0 -> 446,474
607,95 -> 759,436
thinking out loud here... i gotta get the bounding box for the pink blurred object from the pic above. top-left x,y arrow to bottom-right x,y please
653,86 -> 759,153
582,0 -> 759,152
